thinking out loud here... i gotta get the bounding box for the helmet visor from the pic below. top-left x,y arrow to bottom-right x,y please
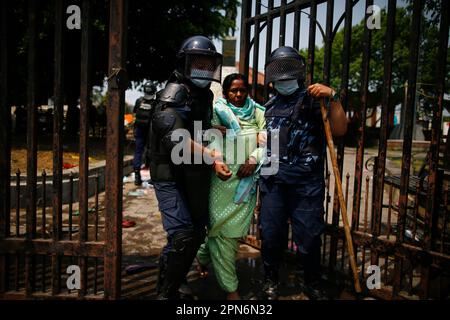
184,51 -> 222,83
264,57 -> 305,85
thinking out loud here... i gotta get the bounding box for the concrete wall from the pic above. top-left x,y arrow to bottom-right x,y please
10,156 -> 134,208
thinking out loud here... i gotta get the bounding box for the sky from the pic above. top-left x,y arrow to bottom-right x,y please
126,0 -> 409,105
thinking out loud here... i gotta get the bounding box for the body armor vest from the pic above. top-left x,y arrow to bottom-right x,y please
265,89 -> 325,167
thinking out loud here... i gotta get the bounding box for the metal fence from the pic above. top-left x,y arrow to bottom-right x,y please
241,0 -> 449,299
0,0 -> 449,301
0,0 -> 127,299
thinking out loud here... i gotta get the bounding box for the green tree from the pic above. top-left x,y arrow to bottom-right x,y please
300,6 -> 449,118
5,0 -> 238,134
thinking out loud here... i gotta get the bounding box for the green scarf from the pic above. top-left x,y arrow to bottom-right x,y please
217,97 -> 262,121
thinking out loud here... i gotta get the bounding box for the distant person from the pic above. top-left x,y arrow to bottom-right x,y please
133,82 -> 157,186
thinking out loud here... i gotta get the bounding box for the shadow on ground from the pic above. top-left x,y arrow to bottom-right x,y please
121,248 -> 356,300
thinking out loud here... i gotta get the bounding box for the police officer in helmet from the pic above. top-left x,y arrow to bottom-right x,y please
146,35 -> 231,300
260,46 -> 347,300
133,81 -> 157,185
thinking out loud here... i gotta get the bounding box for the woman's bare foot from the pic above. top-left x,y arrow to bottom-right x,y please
226,291 -> 241,300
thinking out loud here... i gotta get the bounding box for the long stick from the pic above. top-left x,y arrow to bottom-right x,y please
320,99 -> 362,293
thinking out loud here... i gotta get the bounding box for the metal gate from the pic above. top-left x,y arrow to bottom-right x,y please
0,0 -> 127,299
241,0 -> 449,299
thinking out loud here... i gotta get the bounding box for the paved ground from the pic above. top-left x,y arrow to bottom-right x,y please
119,164 -> 365,300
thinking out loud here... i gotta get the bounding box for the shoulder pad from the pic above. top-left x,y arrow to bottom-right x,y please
158,83 -> 189,107
152,110 -> 177,133
263,95 -> 277,111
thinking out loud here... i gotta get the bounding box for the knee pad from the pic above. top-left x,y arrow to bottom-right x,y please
171,229 -> 195,253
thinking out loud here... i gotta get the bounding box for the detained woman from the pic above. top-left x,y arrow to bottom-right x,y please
196,73 -> 266,300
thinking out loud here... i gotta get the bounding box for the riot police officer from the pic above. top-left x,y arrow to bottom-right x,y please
146,35 -> 231,300
133,81 -> 157,186
260,46 -> 347,300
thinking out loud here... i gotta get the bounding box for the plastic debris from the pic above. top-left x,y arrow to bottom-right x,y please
63,163 -> 77,169
122,220 -> 136,228
127,189 -> 146,197
72,207 -> 96,216
123,172 -> 135,183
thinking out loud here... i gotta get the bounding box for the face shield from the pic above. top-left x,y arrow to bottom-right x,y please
184,49 -> 222,83
264,57 -> 305,85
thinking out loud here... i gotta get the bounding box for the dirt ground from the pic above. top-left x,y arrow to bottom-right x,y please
10,135 -> 135,174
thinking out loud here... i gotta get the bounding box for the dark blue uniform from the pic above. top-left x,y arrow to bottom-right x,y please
260,87 -> 326,283
146,75 -> 214,299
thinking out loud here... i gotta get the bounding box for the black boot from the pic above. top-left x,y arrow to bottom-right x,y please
156,254 -> 168,298
262,278 -> 279,300
301,245 -> 328,300
157,230 -> 198,300
179,278 -> 196,300
134,169 -> 142,186
262,267 -> 279,300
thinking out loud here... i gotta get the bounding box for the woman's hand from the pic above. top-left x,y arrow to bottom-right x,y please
237,157 -> 257,178
257,131 -> 267,147
214,160 -> 232,181
212,125 -> 227,136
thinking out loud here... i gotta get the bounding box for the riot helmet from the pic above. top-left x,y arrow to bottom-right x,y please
143,81 -> 157,99
264,46 -> 306,85
176,35 -> 223,84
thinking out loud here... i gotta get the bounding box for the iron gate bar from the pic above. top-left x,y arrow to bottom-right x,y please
293,3 -> 301,50
42,170 -> 47,238
306,0 -> 317,85
279,0 -> 287,46
323,0 -> 333,85
263,0 -> 273,100
52,0 -> 64,296
264,0 -> 274,64
330,0 -> 359,43
15,171 -> 20,237
393,0 -> 423,298
0,0 -> 9,294
239,0 -> 252,77
79,0 -> 92,298
421,0 -> 450,298
372,0 -> 397,266
104,0 -> 127,300
334,0 -> 353,272
25,0 -> 38,297
324,0 -> 340,270
323,228 -> 450,265
252,1 -> 261,99
351,0 -> 372,233
246,0 -> 327,23
0,239 -> 105,257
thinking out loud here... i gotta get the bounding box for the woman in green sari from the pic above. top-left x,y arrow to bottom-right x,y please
196,73 -> 266,300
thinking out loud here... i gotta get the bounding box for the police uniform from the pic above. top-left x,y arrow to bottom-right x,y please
260,87 -> 325,283
146,36 -> 222,300
260,46 -> 327,299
